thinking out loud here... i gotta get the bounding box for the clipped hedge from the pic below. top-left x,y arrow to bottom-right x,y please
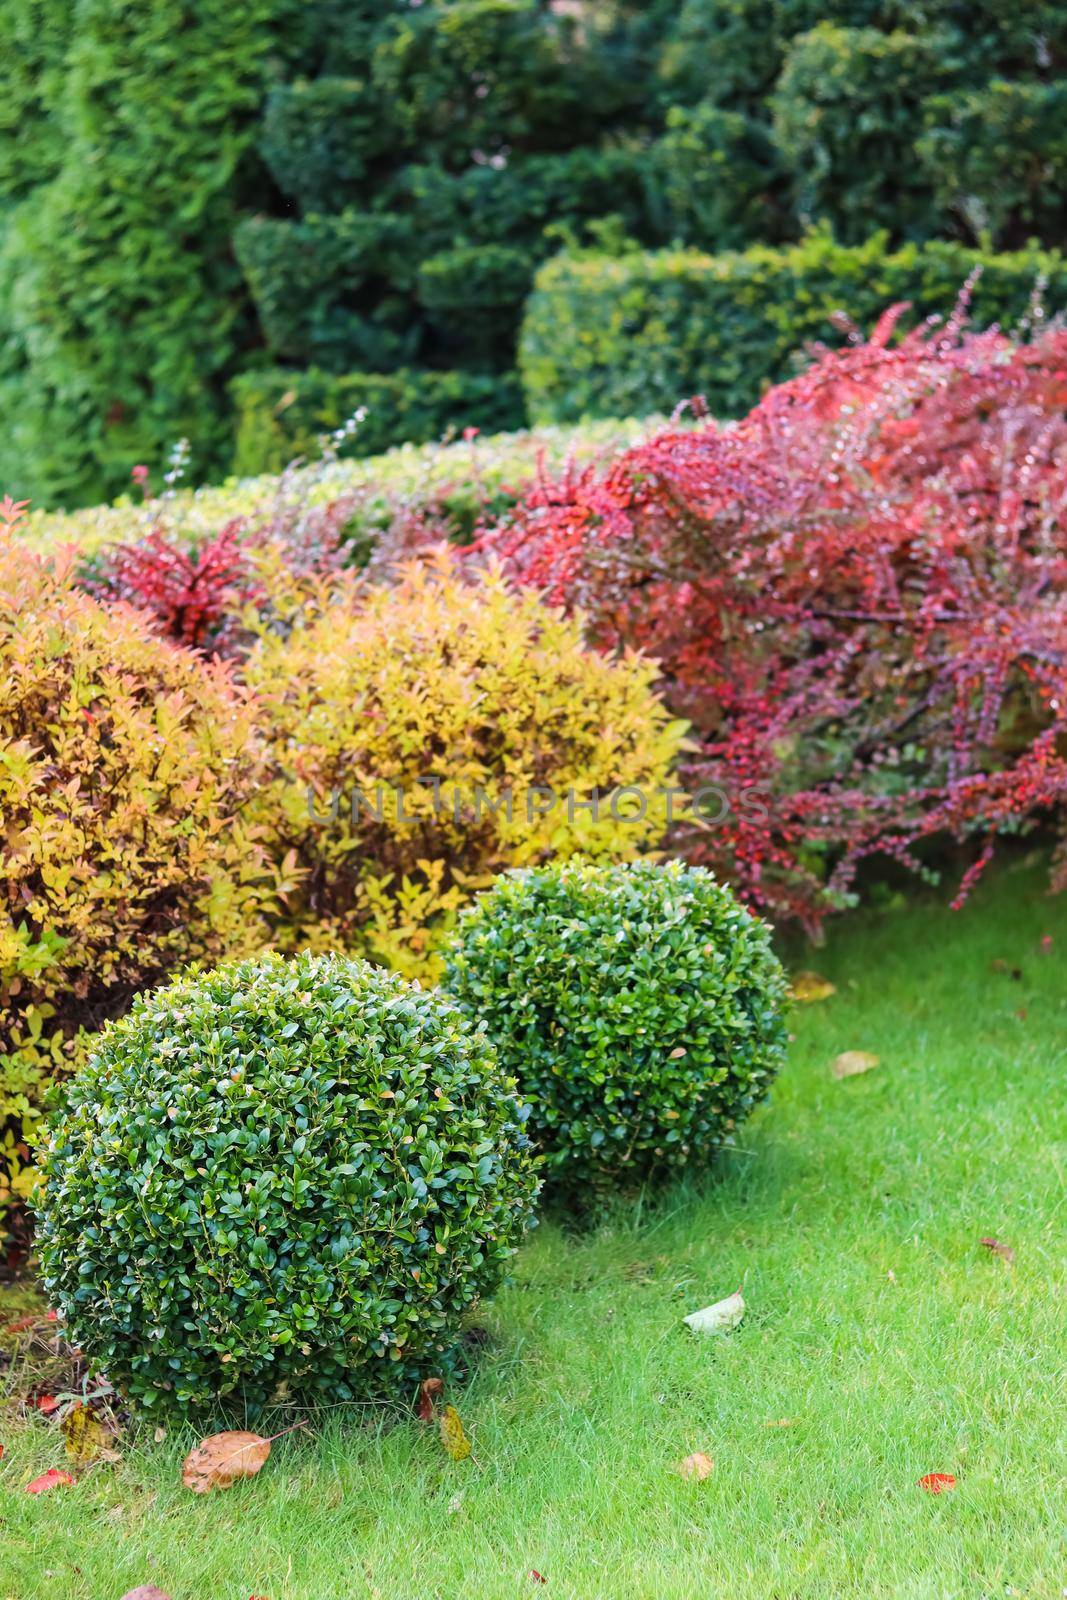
445,860 -> 788,1196
520,232 -> 1067,423
231,365 -> 525,477
37,951 -> 539,1412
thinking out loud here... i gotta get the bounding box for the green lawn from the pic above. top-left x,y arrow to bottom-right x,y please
1,859 -> 1064,1600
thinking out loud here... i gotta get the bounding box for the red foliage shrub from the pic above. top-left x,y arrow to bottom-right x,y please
84,490 -> 355,656
477,305 -> 1067,927
92,519 -> 253,651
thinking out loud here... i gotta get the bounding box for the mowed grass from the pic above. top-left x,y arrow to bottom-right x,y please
1,859 -> 1064,1600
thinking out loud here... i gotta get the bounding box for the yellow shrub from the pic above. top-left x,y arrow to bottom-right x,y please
0,542 -> 275,1222
246,550 -> 686,979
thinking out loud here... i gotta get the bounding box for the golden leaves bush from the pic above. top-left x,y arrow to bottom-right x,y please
0,542 -> 274,1222
246,551 -> 684,977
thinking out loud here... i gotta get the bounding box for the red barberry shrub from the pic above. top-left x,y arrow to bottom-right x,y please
83,489 -> 356,656
90,519 -> 254,651
478,306 -> 1067,927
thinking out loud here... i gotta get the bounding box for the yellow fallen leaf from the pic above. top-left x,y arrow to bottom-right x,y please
789,972 -> 836,1003
831,1050 -> 880,1079
61,1402 -> 110,1466
677,1452 -> 714,1480
440,1403 -> 471,1462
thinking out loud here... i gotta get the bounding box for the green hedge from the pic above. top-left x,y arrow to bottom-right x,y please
8,0 -> 1067,509
0,0 -> 293,510
231,365 -> 525,476
235,146 -> 652,377
771,24 -> 954,243
519,232 -> 1067,424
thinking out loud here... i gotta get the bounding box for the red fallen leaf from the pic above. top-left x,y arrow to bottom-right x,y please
416,1377 -> 444,1423
529,1574 -> 547,1586
25,1467 -> 74,1494
1039,934 -> 1053,951
918,1472 -> 956,1494
35,1395 -> 60,1415
0,1443 -> 5,1460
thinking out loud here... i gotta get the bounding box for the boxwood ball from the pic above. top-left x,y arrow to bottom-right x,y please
36,952 -> 539,1412
444,860 -> 788,1193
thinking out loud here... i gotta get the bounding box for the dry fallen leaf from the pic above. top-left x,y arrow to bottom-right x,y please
24,1468 -> 74,1494
417,1377 -> 444,1423
979,1236 -> 1016,1266
181,1429 -> 281,1494
762,1418 -> 796,1428
918,1472 -> 956,1494
676,1452 -> 714,1480
831,1050 -> 880,1080
61,1402 -> 110,1466
683,1290 -> 744,1336
34,1394 -> 60,1415
440,1403 -> 472,1462
529,1574 -> 547,1587
789,971 -> 836,1003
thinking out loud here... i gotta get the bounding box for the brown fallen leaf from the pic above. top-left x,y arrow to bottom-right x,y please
789,972 -> 836,1003
61,1401 -> 110,1466
676,1451 -> 714,1480
417,1376 -> 444,1423
440,1403 -> 471,1462
831,1050 -> 880,1079
181,1421 -> 306,1494
979,1236 -> 1016,1266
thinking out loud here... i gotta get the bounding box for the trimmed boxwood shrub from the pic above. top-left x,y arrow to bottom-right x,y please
444,860 -> 788,1195
36,952 -> 539,1413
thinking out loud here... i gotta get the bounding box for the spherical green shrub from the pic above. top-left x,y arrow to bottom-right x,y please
444,860 -> 788,1194
35,953 -> 539,1413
